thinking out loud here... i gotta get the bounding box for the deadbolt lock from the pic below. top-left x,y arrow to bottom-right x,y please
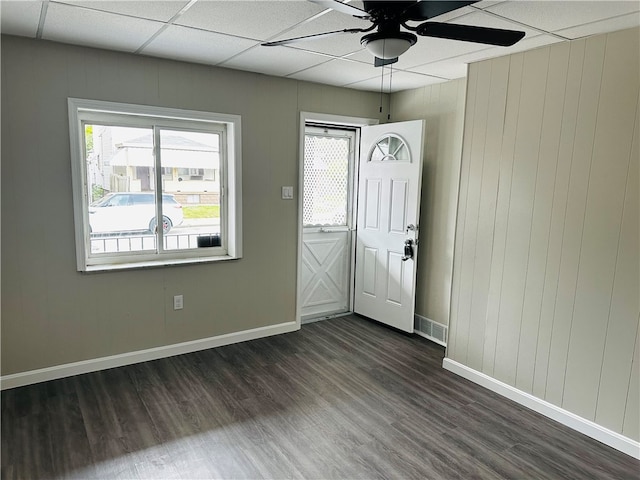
402,239 -> 414,261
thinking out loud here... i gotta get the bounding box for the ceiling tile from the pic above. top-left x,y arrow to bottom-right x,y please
0,1 -> 42,37
271,9 -> 371,56
342,49 -> 376,65
346,70 -> 448,92
417,5 -> 476,22
284,29 -> 365,56
42,2 -> 164,52
341,0 -> 474,26
488,32 -> 564,55
445,10 -> 541,36
288,58 -> 379,87
474,1 -> 506,9
408,61 -> 468,80
1,0 -> 636,94
554,12 -> 640,39
460,33 -> 564,64
142,24 -> 259,65
52,1 -> 189,22
486,1 -> 640,33
175,0 -> 323,41
222,44 -> 331,76
347,0 -> 365,11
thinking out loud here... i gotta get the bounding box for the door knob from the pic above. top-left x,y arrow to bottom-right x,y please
402,239 -> 414,261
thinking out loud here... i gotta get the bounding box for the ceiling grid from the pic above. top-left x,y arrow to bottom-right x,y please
1,0 -> 638,92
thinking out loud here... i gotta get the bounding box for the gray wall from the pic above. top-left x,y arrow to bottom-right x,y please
447,27 -> 639,441
1,35 -> 387,375
391,79 -> 467,327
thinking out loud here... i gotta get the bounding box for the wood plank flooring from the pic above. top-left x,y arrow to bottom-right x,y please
2,315 -> 639,479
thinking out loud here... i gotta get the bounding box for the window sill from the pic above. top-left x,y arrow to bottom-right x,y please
83,254 -> 240,273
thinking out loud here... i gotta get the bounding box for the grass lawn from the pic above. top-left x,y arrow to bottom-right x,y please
183,205 -> 220,219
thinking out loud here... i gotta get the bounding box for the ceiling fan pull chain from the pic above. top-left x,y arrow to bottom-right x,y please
388,63 -> 393,121
379,40 -> 386,115
379,65 -> 384,114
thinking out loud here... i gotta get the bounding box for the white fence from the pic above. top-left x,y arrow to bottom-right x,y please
90,230 -> 220,254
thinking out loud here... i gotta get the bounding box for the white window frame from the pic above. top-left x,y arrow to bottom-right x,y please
68,98 -> 242,272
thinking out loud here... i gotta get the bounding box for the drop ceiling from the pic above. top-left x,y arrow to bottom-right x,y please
1,0 -> 639,92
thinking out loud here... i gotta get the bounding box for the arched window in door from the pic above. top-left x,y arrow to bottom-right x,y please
368,134 -> 410,162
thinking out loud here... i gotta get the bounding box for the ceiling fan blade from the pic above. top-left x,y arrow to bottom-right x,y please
262,28 -> 366,47
309,0 -> 370,18
417,22 -> 525,46
402,1 -> 478,21
374,56 -> 398,67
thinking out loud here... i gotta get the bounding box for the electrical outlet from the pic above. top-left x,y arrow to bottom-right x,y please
173,294 -> 184,310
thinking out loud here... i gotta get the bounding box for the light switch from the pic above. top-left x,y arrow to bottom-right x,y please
173,294 -> 183,310
282,186 -> 294,200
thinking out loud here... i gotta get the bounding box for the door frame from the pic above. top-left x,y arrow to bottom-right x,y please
296,112 -> 378,327
300,125 -> 356,322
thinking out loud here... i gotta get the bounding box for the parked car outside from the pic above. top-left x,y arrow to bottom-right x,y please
89,192 -> 184,234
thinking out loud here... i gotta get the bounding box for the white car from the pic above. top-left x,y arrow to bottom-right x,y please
89,192 -> 184,234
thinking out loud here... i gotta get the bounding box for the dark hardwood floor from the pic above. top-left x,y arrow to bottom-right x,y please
2,315 -> 639,479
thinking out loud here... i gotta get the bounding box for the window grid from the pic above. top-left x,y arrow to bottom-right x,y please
369,134 -> 409,162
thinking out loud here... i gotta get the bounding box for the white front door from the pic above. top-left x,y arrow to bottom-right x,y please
354,120 -> 424,333
300,126 -> 356,321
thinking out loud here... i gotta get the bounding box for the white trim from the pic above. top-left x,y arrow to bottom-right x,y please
81,254 -> 239,272
68,98 -> 243,125
442,358 -> 640,460
67,98 -> 242,271
1,321 -> 298,391
301,112 -> 380,129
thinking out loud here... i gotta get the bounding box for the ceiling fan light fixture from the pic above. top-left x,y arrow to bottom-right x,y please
361,31 -> 417,59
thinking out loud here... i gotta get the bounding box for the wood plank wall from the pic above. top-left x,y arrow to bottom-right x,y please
447,27 -> 639,440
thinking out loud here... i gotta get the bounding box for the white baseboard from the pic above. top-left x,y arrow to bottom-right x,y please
442,358 -> 640,460
1,321 -> 299,390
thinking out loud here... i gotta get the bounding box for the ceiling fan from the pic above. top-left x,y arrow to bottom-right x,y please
262,1 -> 526,67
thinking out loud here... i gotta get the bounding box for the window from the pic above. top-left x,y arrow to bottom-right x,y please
69,98 -> 242,271
369,134 -> 409,162
303,127 -> 354,226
